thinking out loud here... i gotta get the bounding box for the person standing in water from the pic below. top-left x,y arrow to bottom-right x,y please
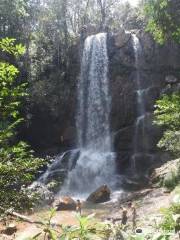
76,199 -> 82,215
120,207 -> 128,226
128,202 -> 137,231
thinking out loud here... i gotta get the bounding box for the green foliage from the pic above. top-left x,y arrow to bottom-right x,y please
163,168 -> 180,191
154,93 -> 180,156
170,203 -> 180,214
151,233 -> 172,240
159,202 -> 180,232
0,38 -> 44,213
0,0 -> 31,42
29,211 -> 107,240
159,193 -> 180,235
0,142 -> 44,211
154,93 -> 180,129
111,227 -> 172,240
159,207 -> 176,231
158,131 -> 180,156
26,209 -> 179,240
145,0 -> 180,44
0,37 -> 25,56
59,214 -> 107,240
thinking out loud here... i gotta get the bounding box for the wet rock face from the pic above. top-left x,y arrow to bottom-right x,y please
108,30 -> 180,175
38,149 -> 80,191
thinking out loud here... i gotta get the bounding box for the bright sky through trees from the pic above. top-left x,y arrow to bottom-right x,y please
127,0 -> 140,6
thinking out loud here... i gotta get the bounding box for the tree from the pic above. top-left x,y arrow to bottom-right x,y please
145,0 -> 180,44
0,38 -> 44,213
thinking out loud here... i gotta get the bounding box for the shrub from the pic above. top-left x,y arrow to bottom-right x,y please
160,201 -> 180,232
163,168 -> 180,191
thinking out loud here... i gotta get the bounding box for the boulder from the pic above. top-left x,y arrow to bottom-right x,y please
53,196 -> 76,211
151,158 -> 180,185
86,185 -> 111,203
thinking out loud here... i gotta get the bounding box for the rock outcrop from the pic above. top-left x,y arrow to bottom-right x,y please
87,185 -> 111,203
108,30 -> 180,175
151,158 -> 180,186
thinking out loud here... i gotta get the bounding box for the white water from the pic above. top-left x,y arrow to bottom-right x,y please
132,34 -> 144,117
77,33 -> 111,151
131,34 -> 146,172
131,34 -> 154,172
60,33 -> 116,196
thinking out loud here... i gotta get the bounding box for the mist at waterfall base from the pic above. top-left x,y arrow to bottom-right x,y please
39,33 -> 118,199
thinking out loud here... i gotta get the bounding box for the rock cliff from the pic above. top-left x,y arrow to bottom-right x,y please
23,28 -> 180,176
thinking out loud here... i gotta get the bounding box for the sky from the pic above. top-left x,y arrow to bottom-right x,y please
127,0 -> 140,6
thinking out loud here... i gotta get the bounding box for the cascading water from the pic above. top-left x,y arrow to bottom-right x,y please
132,34 -> 144,115
131,34 -> 154,172
77,33 -> 111,152
60,33 -> 115,196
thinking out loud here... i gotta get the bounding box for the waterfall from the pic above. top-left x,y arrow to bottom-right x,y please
132,34 -> 144,115
60,33 -> 115,196
131,34 -> 154,172
77,33 -> 111,151
132,34 -> 146,174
